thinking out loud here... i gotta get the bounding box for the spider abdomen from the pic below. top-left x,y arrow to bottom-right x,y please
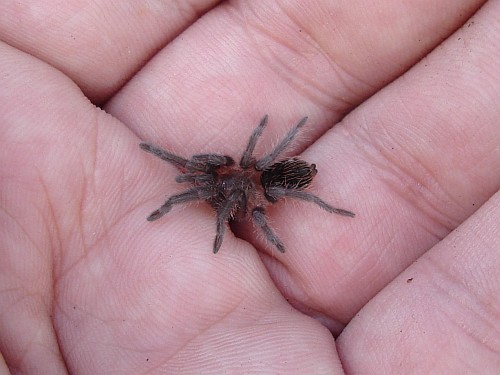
260,158 -> 317,201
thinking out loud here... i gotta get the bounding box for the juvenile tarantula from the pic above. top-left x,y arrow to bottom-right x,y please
140,115 -> 354,253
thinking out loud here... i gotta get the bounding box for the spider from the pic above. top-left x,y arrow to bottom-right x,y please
140,115 -> 355,253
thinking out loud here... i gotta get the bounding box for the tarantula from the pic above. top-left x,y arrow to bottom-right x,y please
140,115 -> 354,253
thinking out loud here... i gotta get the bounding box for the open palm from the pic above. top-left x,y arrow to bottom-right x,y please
1,1 -> 499,374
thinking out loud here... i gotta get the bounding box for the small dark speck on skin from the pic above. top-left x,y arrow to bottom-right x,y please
146,358 -> 149,362
407,278 -> 414,283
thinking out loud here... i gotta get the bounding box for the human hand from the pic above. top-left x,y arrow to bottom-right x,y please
1,1 -> 499,374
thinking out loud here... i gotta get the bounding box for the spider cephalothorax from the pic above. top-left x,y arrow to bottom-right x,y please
140,115 -> 354,253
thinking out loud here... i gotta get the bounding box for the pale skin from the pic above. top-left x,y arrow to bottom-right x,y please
0,1 -> 499,374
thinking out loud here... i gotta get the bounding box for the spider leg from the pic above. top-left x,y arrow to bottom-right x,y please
255,117 -> 308,171
251,207 -> 285,253
213,190 -> 245,253
187,154 -> 234,172
240,114 -> 268,169
140,143 -> 189,169
266,186 -> 355,217
175,173 -> 214,184
147,187 -> 210,221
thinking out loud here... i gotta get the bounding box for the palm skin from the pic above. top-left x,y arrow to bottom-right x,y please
1,1 -> 499,374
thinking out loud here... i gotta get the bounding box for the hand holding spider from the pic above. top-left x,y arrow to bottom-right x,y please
140,115 -> 354,253
1,2 -> 498,374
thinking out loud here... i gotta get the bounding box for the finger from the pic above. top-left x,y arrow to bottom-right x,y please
337,190 -> 500,374
257,1 -> 500,331
106,0 -> 483,147
0,0 -> 221,102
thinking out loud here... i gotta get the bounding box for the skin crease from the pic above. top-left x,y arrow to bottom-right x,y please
0,0 -> 499,374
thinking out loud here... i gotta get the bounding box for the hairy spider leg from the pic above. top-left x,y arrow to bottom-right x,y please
266,186 -> 355,217
252,207 -> 285,253
186,154 -> 234,172
140,143 -> 189,169
240,115 -> 268,169
213,190 -> 245,253
175,173 -> 214,184
255,117 -> 308,171
147,186 -> 212,221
